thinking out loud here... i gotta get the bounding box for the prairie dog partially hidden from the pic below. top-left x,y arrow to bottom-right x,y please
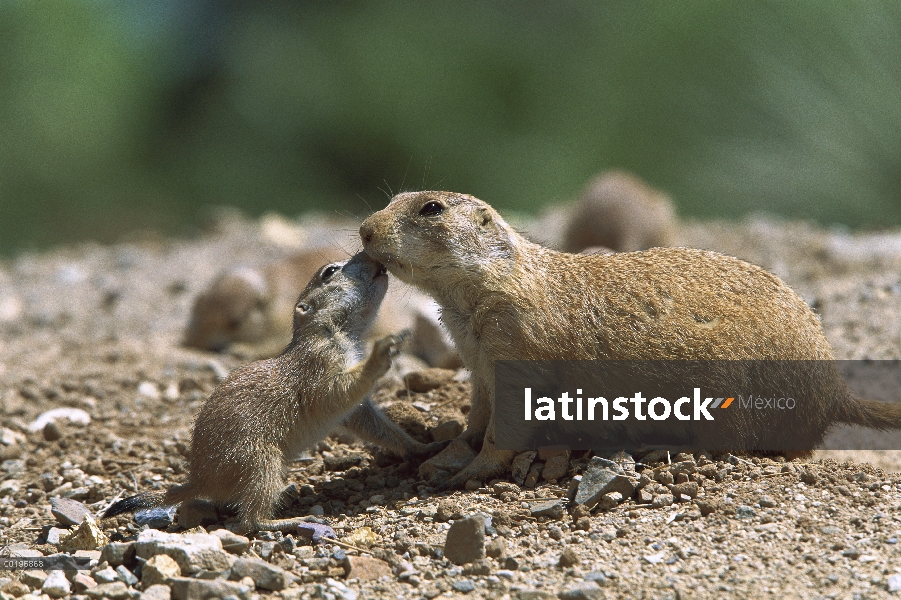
360,191 -> 901,488
184,246 -> 450,363
103,252 -> 441,532
562,170 -> 675,253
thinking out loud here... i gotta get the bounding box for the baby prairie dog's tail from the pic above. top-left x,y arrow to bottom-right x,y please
841,397 -> 901,431
101,484 -> 189,519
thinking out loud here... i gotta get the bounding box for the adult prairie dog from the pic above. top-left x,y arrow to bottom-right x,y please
104,252 -> 440,532
562,170 -> 675,253
360,191 -> 901,487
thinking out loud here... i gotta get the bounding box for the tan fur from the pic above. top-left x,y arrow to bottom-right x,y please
106,253 -> 440,531
360,191 -> 901,487
185,246 -> 435,358
562,170 -> 675,253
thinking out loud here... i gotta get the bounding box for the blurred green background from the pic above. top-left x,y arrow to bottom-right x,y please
1,1 -> 900,255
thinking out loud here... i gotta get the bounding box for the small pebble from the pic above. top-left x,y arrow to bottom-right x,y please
558,547 -> 580,568
451,579 -> 476,593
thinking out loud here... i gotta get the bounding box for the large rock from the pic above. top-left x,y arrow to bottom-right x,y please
99,541 -> 136,567
72,573 -> 98,593
558,581 -> 606,600
210,529 -> 250,554
511,451 -> 536,485
229,557 -> 287,591
59,514 -> 109,551
141,554 -> 181,587
295,522 -> 336,545
0,479 -> 20,497
135,506 -> 177,529
671,481 -> 699,500
140,584 -> 172,600
574,458 -> 636,509
84,582 -> 130,600
50,497 -> 91,526
92,566 -> 119,584
530,499 -> 565,520
41,571 -> 71,599
20,570 -> 47,588
168,577 -> 252,600
541,454 -> 570,482
443,515 -> 486,565
135,529 -> 232,575
342,556 -> 393,581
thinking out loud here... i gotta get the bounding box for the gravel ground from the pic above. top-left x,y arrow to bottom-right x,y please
2,210 -> 901,600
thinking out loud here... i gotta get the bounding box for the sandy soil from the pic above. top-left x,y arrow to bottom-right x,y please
2,210 -> 901,599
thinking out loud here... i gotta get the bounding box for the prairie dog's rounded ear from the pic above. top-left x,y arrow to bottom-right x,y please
477,207 -> 493,229
296,302 -> 311,315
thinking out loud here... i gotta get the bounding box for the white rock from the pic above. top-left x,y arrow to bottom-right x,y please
92,566 -> 119,584
142,554 -> 181,587
0,428 -> 26,446
28,408 -> 91,431
0,480 -> 20,497
138,382 -> 161,400
135,529 -> 233,575
140,584 -> 172,600
42,571 -> 71,598
164,383 -> 180,401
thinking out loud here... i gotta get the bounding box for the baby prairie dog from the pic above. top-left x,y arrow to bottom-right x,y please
185,246 -> 437,359
103,252 -> 440,532
562,170 -> 675,253
360,191 -> 901,488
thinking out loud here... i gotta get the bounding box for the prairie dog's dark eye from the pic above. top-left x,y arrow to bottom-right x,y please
419,201 -> 444,217
321,265 -> 341,281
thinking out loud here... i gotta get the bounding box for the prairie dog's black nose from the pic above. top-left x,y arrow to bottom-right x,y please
359,222 -> 373,245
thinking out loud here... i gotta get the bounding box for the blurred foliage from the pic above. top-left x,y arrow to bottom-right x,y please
1,1 -> 900,255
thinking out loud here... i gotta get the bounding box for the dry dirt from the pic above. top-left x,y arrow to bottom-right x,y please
2,210 -> 901,599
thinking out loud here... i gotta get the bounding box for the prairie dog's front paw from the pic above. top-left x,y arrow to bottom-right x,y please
370,331 -> 409,376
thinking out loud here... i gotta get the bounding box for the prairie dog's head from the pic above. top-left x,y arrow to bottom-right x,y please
184,267 -> 270,351
292,251 -> 388,339
359,191 -> 517,290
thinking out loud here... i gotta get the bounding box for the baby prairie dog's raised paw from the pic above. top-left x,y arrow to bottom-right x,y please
367,330 -> 411,377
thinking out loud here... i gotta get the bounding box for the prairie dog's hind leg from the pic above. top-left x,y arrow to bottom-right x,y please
236,446 -> 287,533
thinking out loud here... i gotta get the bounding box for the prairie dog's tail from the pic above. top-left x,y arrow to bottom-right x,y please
841,397 -> 901,430
101,485 -> 189,519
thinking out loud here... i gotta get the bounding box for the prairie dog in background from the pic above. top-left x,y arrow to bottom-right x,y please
562,170 -> 675,253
